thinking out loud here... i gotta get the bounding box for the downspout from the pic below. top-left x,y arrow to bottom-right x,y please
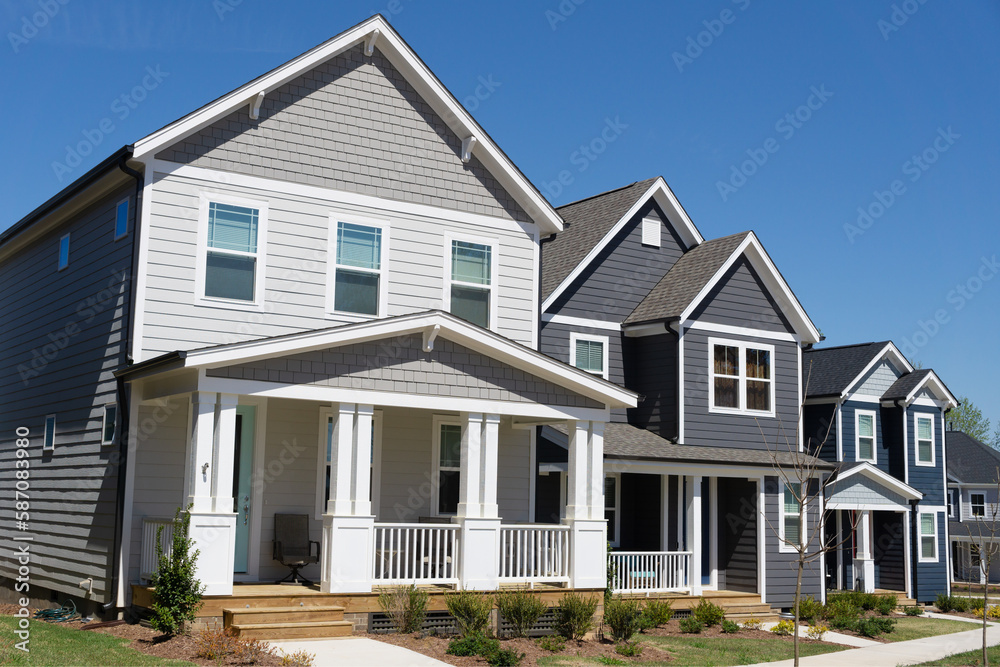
943,406 -> 953,596
105,153 -> 142,615
910,497 -> 920,602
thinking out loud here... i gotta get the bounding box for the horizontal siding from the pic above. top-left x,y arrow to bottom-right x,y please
803,403 -> 838,462
915,511 -> 948,602
689,257 -> 793,333
0,182 -> 135,602
764,476 -> 822,608
841,401 -> 891,476
539,320 -> 627,420
627,332 -> 678,440
908,405 -> 946,505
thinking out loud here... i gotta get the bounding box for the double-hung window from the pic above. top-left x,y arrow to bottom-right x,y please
204,201 -> 264,303
919,512 -> 938,561
435,422 -> 462,516
709,339 -> 774,415
331,221 -> 384,316
780,482 -> 802,553
856,410 -> 876,463
570,333 -> 608,379
915,414 -> 935,466
972,493 -> 986,518
448,239 -> 493,329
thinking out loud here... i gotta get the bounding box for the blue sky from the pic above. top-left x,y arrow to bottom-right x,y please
3,1 -> 998,428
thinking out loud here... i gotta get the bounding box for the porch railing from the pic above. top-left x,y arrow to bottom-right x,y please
140,517 -> 175,583
609,551 -> 693,593
498,525 -> 570,583
373,523 -> 459,585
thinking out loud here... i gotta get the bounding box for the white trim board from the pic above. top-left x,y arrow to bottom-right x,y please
541,313 -> 622,332
839,342 -> 913,399
829,462 -> 922,501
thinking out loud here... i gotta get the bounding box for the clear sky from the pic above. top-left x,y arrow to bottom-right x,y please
3,1 -> 998,428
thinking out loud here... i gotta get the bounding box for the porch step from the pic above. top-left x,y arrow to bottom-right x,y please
718,603 -> 781,622
229,620 -> 353,640
223,605 -> 346,626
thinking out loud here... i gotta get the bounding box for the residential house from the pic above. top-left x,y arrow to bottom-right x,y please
946,430 -> 1000,585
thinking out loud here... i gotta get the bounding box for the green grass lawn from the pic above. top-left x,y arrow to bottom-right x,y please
912,644 -> 1000,666
538,635 -> 847,667
0,616 -> 193,667
884,616 -> 978,643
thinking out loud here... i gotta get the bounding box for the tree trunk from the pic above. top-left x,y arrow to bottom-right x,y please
794,552 -> 804,667
984,561 -> 989,667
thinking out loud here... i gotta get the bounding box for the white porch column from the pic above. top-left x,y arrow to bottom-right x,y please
854,510 -> 875,593
455,413 -> 501,590
186,392 -> 237,596
563,420 -> 606,590
320,403 -> 376,594
686,475 -> 703,595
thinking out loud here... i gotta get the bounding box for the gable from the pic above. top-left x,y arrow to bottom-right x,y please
827,475 -> 910,509
855,359 -> 903,396
155,44 -> 529,224
688,256 -> 793,333
204,333 -> 602,409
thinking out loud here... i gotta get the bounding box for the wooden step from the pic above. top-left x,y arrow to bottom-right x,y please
230,620 -> 353,640
223,605 -> 345,625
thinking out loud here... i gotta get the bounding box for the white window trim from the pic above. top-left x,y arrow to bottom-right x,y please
314,407 -> 382,520
444,232 -> 498,331
707,337 -> 776,418
101,404 -> 117,446
43,414 -> 56,450
778,480 -> 804,554
195,192 -> 269,311
325,213 -> 390,320
115,197 -> 130,241
569,332 -> 610,380
948,489 -> 957,519
58,234 -> 70,271
971,492 -> 986,518
431,415 -> 462,517
914,413 -> 936,467
918,511 -> 939,562
855,409 -> 877,464
605,472 -> 620,547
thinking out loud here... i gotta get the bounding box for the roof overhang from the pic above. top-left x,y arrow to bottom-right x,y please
839,342 -> 914,400
118,310 -> 637,409
897,370 -> 959,409
678,232 -> 821,343
541,177 -> 703,311
825,462 -> 922,511
129,15 -> 563,234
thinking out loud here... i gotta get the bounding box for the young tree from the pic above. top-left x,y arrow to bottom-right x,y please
949,396 -> 994,444
965,466 -> 1000,667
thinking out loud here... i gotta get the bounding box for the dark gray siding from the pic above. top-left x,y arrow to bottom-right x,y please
0,183 -> 135,604
539,320 -> 626,420
626,331 -> 678,440
546,203 -> 686,322
764,476 -> 822,608
688,257 -> 793,333
683,331 -> 799,450
803,403 -> 838,463
841,401 -> 891,476
718,478 -> 758,593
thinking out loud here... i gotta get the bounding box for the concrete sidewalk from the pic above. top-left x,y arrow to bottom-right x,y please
752,617 -> 1000,666
269,637 -> 449,666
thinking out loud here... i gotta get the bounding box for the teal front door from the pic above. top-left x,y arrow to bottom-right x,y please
233,406 -> 256,574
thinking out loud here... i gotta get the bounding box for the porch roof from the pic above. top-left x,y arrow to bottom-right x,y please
542,422 -> 833,470
951,519 -> 1000,541
825,461 -> 921,511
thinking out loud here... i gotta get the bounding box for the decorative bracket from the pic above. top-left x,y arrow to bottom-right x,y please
365,29 -> 380,57
249,91 -> 265,120
461,136 -> 478,163
422,324 -> 441,353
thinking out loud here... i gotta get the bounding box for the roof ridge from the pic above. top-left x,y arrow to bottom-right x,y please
806,341 -> 888,353
555,178 -> 656,211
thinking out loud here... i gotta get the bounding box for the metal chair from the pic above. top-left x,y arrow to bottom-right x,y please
273,513 -> 319,585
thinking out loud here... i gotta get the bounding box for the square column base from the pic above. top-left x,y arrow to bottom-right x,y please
455,517 -> 501,591
320,514 -> 375,593
188,512 -> 237,596
854,558 -> 875,593
563,517 -> 607,590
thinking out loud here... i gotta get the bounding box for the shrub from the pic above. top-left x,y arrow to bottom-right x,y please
640,599 -> 673,629
806,623 -> 829,641
742,617 -> 763,631
770,619 -> 795,636
970,597 -> 986,611
823,596 -> 860,622
446,591 -> 494,638
496,589 -> 547,638
488,647 -> 525,666
679,617 -> 703,633
603,596 -> 644,643
691,599 -> 726,627
798,596 -> 824,622
875,593 -> 898,616
904,605 -> 924,616
855,617 -> 895,637
195,628 -> 276,666
973,605 -> 1000,620
378,584 -> 430,634
278,649 -> 316,666
721,619 -> 740,634
615,641 -> 643,657
554,593 -> 598,640
150,506 -> 205,636
535,635 -> 566,652
935,593 -> 952,612
447,634 -> 500,657
937,595 -> 972,613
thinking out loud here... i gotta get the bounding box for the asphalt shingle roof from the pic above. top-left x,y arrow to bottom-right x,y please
947,430 -> 1000,485
545,422 -> 832,469
801,342 -> 891,398
881,369 -> 934,401
540,179 -> 658,301
622,232 -> 750,326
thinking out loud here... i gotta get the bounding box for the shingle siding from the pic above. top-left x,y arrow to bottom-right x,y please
854,360 -> 903,396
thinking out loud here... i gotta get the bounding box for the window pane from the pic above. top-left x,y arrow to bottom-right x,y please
439,470 -> 460,514
116,200 -> 129,237
918,440 -> 932,462
747,380 -> 770,411
784,517 -> 800,544
208,202 -> 258,253
206,252 -> 256,301
450,285 -> 489,328
714,345 -> 738,376
337,222 -> 381,270
103,405 -> 117,443
58,235 -> 69,269
746,349 -> 770,379
922,536 -> 935,559
921,513 -> 934,535
440,424 -> 462,468
784,484 -> 801,514
917,417 -> 932,441
44,416 -> 55,449
714,377 -> 739,408
575,340 -> 604,374
334,268 -> 379,315
451,240 -> 491,285
859,437 -> 874,461
604,476 -> 616,509
858,414 -> 874,438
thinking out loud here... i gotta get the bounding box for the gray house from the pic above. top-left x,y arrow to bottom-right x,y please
946,430 -> 1000,585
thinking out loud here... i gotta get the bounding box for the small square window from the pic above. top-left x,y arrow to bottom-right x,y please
102,405 -> 117,445
570,333 -> 608,379
43,415 -> 56,450
115,199 -> 129,239
58,234 -> 70,270
641,215 -> 661,247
